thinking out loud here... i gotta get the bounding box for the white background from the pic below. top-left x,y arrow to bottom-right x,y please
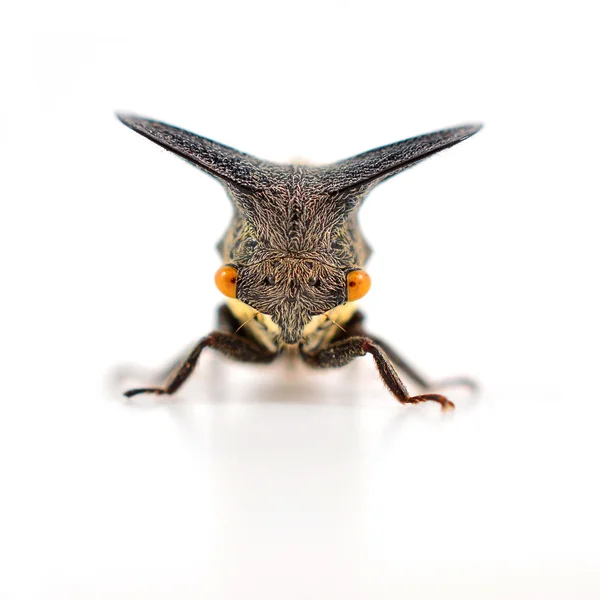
1,1 -> 599,598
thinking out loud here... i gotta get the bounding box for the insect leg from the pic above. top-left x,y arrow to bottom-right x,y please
124,329 -> 277,398
340,312 -> 476,392
144,304 -> 256,384
300,336 -> 454,410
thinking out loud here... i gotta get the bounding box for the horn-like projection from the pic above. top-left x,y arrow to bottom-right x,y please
116,114 -> 279,190
320,123 -> 483,193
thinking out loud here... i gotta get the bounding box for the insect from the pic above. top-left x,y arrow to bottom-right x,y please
117,114 -> 481,409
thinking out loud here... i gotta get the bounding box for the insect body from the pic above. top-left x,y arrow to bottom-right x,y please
118,114 -> 481,409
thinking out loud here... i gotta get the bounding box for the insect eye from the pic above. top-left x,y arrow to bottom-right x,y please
214,265 -> 238,298
346,270 -> 371,301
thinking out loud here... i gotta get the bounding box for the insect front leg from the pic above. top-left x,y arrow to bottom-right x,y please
300,336 -> 454,410
342,312 -> 477,392
146,304 -> 243,383
124,306 -> 278,398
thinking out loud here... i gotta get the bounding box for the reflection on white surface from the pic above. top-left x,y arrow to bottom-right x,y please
117,357 -> 467,597
9,356 -> 583,599
2,346 -> 600,599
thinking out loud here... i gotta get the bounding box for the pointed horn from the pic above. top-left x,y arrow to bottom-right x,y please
321,123 -> 483,193
116,114 -> 277,190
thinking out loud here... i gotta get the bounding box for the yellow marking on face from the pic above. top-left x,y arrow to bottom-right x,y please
227,298 -> 280,352
300,302 -> 359,352
226,299 -> 360,351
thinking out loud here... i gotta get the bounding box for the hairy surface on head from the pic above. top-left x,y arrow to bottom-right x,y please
217,167 -> 372,342
117,114 -> 482,343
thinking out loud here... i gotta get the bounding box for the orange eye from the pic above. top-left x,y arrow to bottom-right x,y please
347,270 -> 371,301
215,265 -> 238,298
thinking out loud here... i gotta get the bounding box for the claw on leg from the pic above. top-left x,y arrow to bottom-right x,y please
407,393 -> 455,411
124,387 -> 167,398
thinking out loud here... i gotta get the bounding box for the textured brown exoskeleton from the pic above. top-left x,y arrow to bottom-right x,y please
118,114 -> 481,409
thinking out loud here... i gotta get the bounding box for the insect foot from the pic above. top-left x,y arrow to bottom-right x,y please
402,393 -> 455,411
123,387 -> 167,398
